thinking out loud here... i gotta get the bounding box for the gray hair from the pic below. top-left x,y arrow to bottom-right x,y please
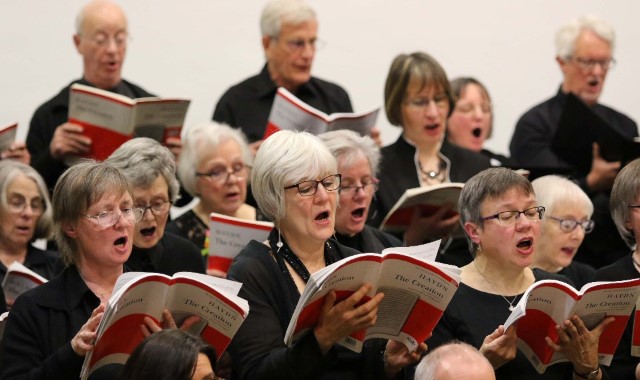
415,341 -> 494,380
611,159 -> 640,249
75,0 -> 127,35
555,15 -> 615,59
260,0 -> 316,38
53,160 -> 131,266
459,168 -> 534,253
0,160 -> 53,240
106,137 -> 180,202
178,122 -> 252,197
531,175 -> 593,217
318,130 -> 380,177
252,130 -> 337,222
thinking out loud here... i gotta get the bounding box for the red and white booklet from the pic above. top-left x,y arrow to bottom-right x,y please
503,278 -> 640,374
80,271 -> 249,380
0,122 -> 18,153
1,261 -> 48,307
284,241 -> 460,353
209,213 -> 273,274
68,83 -> 190,161
264,87 -> 379,139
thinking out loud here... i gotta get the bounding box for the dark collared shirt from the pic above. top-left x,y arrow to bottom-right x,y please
213,64 -> 353,142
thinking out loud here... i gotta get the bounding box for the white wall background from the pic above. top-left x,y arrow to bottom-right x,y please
2,1 -> 639,157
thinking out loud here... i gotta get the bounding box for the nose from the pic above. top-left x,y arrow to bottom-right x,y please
314,183 -> 330,202
142,207 -> 154,220
424,100 -> 440,118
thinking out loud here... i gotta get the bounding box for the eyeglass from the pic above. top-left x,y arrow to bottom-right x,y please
569,56 -> 616,71
196,164 -> 250,184
275,37 -> 326,53
455,102 -> 492,115
339,179 -> 379,197
83,32 -> 129,47
546,215 -> 595,233
284,174 -> 341,196
84,207 -> 145,227
8,198 -> 44,215
481,206 -> 545,225
404,93 -> 449,111
137,200 -> 171,216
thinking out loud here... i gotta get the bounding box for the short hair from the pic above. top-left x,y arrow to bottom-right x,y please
0,160 -> 53,240
611,159 -> 640,249
260,0 -> 316,38
531,175 -> 593,217
252,130 -> 337,222
555,15 -> 615,59
318,130 -> 380,177
118,329 -> 216,380
449,76 -> 494,138
384,52 -> 454,127
459,168 -> 534,253
52,160 -> 131,266
178,122 -> 252,197
106,138 -> 180,202
415,341 -> 493,380
75,0 -> 127,35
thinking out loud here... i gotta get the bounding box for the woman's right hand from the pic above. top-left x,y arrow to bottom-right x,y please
404,204 -> 460,245
479,324 -> 517,369
71,304 -> 105,356
313,283 -> 384,354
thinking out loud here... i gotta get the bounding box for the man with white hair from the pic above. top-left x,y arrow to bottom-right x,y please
26,0 -> 155,191
414,341 -> 496,380
509,15 -> 637,268
212,0 -> 354,150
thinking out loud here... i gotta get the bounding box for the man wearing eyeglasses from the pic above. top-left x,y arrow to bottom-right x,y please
212,0 -> 355,153
510,15 -> 638,269
26,0 -> 156,192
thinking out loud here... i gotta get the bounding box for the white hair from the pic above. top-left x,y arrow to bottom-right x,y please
555,15 -> 615,58
260,0 -> 316,37
415,341 -> 494,380
318,130 -> 380,176
531,175 -> 593,217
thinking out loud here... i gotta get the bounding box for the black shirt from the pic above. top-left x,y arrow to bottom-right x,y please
213,64 -> 353,143
126,232 -> 205,276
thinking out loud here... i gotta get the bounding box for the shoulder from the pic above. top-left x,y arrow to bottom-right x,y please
593,255 -> 635,281
516,94 -> 560,123
227,240 -> 273,280
121,79 -> 154,97
32,80 -> 79,116
307,75 -> 349,96
362,225 -> 403,248
162,232 -> 201,254
217,71 -> 266,102
532,267 -> 575,286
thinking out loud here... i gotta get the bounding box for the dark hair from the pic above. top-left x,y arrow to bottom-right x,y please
118,330 -> 217,380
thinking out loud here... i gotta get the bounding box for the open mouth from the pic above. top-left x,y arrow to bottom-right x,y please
114,236 -> 128,247
561,247 -> 576,255
140,227 -> 156,237
315,211 -> 330,221
516,238 -> 533,249
351,207 -> 366,218
425,124 -> 439,131
588,79 -> 599,87
472,127 -> 482,137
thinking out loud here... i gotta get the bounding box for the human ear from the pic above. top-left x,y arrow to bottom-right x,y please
464,221 -> 481,244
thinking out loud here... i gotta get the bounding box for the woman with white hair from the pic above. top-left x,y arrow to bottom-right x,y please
0,160 -> 59,286
593,158 -> 640,379
531,175 -> 595,288
227,131 -> 425,380
319,130 -> 401,253
167,122 -> 259,267
106,138 -> 204,275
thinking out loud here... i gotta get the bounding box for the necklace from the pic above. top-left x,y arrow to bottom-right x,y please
418,159 -> 447,183
473,260 -> 525,312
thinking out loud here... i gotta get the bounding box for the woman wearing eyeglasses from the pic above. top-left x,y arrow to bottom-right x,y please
318,130 -> 401,253
0,160 -> 60,288
427,168 -> 611,379
593,158 -> 640,379
0,161 -> 145,379
167,122 -> 259,274
226,131 -> 425,380
106,138 -> 205,276
373,52 -> 491,263
531,175 -> 596,289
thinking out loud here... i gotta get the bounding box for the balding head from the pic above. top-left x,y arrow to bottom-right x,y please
415,342 -> 495,380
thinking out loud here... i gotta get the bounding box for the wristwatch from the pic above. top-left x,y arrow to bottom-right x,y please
574,366 -> 600,379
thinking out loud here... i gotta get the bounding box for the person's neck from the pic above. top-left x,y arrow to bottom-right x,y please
280,229 -> 326,274
77,261 -> 123,296
82,75 -> 121,91
0,241 -> 28,269
530,255 -> 562,274
267,63 -> 301,93
471,254 -> 530,294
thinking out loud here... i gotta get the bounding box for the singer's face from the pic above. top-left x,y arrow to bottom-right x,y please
559,29 -> 612,106
447,83 -> 492,152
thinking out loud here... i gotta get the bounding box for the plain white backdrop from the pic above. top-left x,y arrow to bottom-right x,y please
2,1 -> 639,157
